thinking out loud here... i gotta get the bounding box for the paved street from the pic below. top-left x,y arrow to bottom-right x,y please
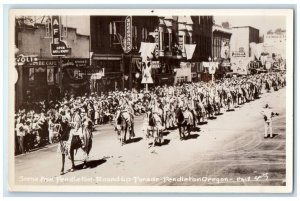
15,88 -> 286,186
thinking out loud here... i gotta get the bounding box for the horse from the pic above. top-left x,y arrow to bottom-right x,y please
163,103 -> 177,129
230,90 -> 238,108
175,107 -> 193,140
204,94 -> 215,118
147,109 -> 164,146
60,118 -> 93,174
115,109 -> 134,145
194,100 -> 206,124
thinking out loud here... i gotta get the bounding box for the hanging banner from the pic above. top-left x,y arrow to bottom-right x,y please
203,62 -> 218,74
231,57 -> 252,75
139,42 -> 156,62
141,61 -> 153,84
220,41 -> 230,59
47,67 -> 54,85
184,44 -> 196,60
51,15 -> 71,56
29,68 -> 35,81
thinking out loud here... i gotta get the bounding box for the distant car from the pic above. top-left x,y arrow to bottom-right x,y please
256,69 -> 267,74
224,72 -> 241,78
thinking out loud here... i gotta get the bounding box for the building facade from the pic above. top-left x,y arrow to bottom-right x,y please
90,15 -> 214,90
15,16 -> 90,108
212,24 -> 232,61
263,29 -> 286,59
230,26 -> 259,57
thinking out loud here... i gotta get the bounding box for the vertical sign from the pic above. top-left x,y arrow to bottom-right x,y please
51,16 -> 71,56
154,30 -> 159,58
123,16 -> 132,53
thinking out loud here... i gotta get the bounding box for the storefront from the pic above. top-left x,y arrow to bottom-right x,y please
61,58 -> 90,96
16,58 -> 60,105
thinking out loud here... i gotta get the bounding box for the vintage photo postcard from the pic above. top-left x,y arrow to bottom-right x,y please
8,9 -> 294,193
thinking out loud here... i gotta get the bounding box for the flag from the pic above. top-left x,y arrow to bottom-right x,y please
184,44 -> 196,60
139,42 -> 156,62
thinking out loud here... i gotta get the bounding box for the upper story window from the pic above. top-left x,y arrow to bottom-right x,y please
142,27 -> 148,42
109,21 -> 126,49
132,25 -> 138,50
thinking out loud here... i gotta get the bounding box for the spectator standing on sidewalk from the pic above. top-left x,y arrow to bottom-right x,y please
260,104 -> 279,138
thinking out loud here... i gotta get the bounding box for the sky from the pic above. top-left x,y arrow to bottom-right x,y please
214,16 -> 286,36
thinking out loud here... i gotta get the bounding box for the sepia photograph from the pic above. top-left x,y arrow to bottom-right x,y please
8,9 -> 294,193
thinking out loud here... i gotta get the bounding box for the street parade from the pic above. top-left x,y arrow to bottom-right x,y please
11,14 -> 290,188
14,70 -> 286,174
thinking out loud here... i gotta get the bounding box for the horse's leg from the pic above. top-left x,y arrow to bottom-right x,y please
178,126 -> 182,140
61,154 -> 65,175
70,148 -> 75,171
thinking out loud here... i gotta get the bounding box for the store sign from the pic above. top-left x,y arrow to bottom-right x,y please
51,15 -> 71,56
62,59 -> 89,68
151,61 -> 160,69
122,16 -> 132,54
79,68 -> 105,75
25,60 -> 58,67
232,47 -> 246,57
16,54 -> 38,66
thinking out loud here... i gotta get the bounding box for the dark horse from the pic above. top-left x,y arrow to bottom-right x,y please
115,110 -> 134,145
175,108 -> 193,140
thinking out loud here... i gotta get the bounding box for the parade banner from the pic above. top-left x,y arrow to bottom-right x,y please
250,42 -> 264,60
139,42 -> 156,62
50,16 -> 71,56
231,57 -> 252,75
220,41 -> 230,59
203,62 -> 218,74
141,62 -> 153,84
184,44 -> 196,60
47,66 -> 54,85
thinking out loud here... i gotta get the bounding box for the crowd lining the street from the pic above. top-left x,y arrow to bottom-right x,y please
14,71 -> 286,155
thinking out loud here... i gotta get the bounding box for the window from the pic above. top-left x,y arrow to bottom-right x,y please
164,32 -> 170,51
142,27 -> 148,42
186,35 -> 190,44
132,25 -> 138,50
109,21 -> 125,49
